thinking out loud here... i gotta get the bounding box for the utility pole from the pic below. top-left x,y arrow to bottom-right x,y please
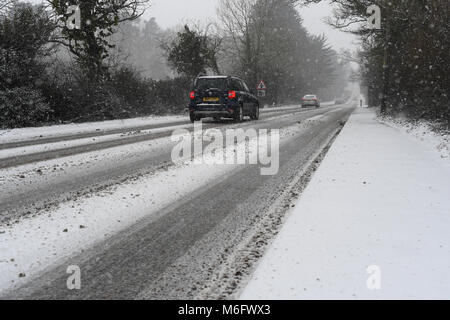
380,4 -> 390,114
367,3 -> 385,110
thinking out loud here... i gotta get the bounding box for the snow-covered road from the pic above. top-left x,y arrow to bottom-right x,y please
0,106 -> 320,169
0,105 -> 310,148
0,104 -> 354,298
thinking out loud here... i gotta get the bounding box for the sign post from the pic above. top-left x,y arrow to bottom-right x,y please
257,80 -> 267,91
257,80 -> 267,98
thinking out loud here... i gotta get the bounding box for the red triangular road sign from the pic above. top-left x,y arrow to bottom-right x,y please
257,80 -> 267,90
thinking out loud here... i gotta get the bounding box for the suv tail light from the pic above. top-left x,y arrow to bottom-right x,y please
228,90 -> 236,99
190,91 -> 195,100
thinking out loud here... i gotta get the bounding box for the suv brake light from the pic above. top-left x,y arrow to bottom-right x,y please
228,90 -> 236,99
190,91 -> 195,100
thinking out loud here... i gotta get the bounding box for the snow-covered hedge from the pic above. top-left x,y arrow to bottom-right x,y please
0,86 -> 52,128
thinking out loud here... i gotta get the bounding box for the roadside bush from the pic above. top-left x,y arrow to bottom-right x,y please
42,78 -> 132,123
67,82 -> 130,122
0,86 -> 52,128
39,63 -> 191,124
109,66 -> 151,111
147,76 -> 192,114
109,66 -> 192,115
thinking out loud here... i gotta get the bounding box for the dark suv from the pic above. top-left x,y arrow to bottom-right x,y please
188,76 -> 260,122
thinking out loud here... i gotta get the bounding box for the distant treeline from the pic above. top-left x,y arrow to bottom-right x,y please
0,0 -> 350,128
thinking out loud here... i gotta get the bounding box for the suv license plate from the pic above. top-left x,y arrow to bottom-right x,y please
203,97 -> 219,102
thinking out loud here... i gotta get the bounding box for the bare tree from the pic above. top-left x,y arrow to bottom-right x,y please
217,0 -> 265,83
218,0 -> 342,104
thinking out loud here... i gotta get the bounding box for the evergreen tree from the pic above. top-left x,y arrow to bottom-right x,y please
165,25 -> 221,79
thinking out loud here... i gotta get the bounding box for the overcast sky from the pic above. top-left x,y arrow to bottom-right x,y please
28,0 -> 358,51
145,0 -> 358,51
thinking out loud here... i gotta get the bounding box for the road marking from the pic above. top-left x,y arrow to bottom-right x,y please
307,115 -> 325,121
306,108 -> 344,122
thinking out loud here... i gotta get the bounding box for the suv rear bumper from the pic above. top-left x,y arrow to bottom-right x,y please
189,104 -> 238,118
195,110 -> 233,116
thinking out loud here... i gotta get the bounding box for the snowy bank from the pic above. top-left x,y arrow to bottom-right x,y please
379,115 -> 449,160
241,108 -> 450,299
0,114 -> 186,144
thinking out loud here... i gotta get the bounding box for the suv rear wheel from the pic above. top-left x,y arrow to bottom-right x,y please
190,113 -> 200,123
235,105 -> 244,122
251,104 -> 260,120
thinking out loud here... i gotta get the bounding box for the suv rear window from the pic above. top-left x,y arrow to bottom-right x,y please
195,78 -> 228,91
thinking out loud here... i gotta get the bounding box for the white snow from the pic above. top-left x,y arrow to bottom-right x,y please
321,101 -> 338,107
0,129 -> 185,192
0,105 -> 306,145
0,114 -> 186,144
0,105 -> 334,160
0,124 -> 191,160
0,148 -> 241,293
241,108 -> 450,300
0,115 -> 312,294
379,115 -> 449,160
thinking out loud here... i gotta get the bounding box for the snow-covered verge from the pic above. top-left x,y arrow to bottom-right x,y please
0,124 -> 191,160
0,114 -> 187,144
379,115 -> 450,160
241,108 -> 450,300
321,101 -> 337,107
